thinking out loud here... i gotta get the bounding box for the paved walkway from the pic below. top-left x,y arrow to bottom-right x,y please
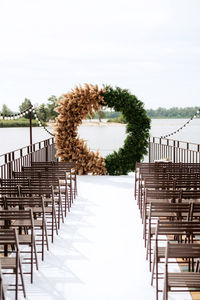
7,175 -> 192,300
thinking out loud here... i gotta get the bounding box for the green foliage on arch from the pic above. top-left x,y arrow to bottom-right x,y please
103,85 -> 151,175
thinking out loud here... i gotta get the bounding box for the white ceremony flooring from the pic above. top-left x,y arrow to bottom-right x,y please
6,175 -> 192,300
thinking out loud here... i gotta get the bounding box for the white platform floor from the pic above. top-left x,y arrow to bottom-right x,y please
6,175 -> 192,300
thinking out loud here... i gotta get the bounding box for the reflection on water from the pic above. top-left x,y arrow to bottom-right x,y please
78,124 -> 126,157
0,119 -> 199,156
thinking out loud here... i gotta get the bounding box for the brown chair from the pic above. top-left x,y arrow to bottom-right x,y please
163,242 -> 200,300
4,196 -> 49,261
146,200 -> 191,268
0,228 -> 26,300
31,161 -> 78,199
0,263 -> 5,300
0,186 -> 19,197
0,209 -> 38,283
0,178 -> 29,187
152,220 -> 200,300
19,186 -> 58,243
13,169 -> 72,218
135,162 -> 200,215
143,189 -> 182,241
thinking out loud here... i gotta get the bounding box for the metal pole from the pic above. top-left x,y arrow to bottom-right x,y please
29,105 -> 33,164
29,105 -> 33,147
148,136 -> 151,162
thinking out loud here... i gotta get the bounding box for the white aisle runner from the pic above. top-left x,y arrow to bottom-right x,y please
7,175 -> 192,300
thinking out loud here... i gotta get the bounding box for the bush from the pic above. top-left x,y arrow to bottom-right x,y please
103,86 -> 151,175
0,118 -> 45,127
107,113 -> 126,123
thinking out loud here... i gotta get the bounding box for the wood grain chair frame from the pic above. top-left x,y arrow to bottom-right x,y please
0,263 -> 5,300
13,169 -> 72,220
0,186 -> 20,197
146,200 -> 191,267
31,161 -> 78,198
153,220 -> 200,300
163,242 -> 200,300
0,179 -> 30,187
146,189 -> 200,262
22,166 -> 75,209
135,162 -> 200,211
0,209 -> 38,283
19,186 -> 58,243
140,178 -> 200,219
29,178 -> 64,228
4,196 -> 49,261
144,189 -> 182,244
0,228 -> 26,300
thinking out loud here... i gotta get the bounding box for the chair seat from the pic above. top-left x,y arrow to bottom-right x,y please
0,257 -> 16,269
18,234 -> 32,244
12,220 -> 31,226
31,207 -> 43,213
33,219 -> 43,227
157,246 -> 166,258
168,272 -> 200,288
44,207 -> 53,213
151,212 -> 178,217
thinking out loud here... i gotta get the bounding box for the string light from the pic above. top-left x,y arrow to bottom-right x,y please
0,105 -> 33,120
161,109 -> 200,139
0,103 -> 54,136
32,107 -> 55,136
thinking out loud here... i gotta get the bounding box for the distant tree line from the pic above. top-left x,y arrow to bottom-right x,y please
94,107 -> 200,120
1,99 -> 200,124
146,107 -> 200,119
0,98 -> 121,123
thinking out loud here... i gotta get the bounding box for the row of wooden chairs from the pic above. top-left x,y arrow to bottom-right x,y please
135,162 -> 200,219
0,160 -> 78,300
134,162 -> 200,300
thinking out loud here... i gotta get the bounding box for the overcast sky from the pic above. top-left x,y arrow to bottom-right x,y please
0,0 -> 200,111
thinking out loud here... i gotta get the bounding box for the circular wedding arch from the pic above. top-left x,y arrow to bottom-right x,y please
54,84 -> 151,175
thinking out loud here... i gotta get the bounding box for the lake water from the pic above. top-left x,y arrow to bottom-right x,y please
0,119 -> 200,157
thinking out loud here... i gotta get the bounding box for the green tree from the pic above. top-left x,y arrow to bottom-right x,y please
19,98 -> 32,119
1,104 -> 13,116
47,95 -> 58,121
97,109 -> 106,122
37,103 -> 48,122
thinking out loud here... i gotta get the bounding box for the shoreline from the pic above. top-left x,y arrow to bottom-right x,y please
47,121 -> 125,127
80,121 -> 125,126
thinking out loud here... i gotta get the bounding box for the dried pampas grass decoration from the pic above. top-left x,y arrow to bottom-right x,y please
54,84 -> 107,175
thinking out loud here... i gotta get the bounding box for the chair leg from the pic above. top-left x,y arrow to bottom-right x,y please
155,253 -> 159,300
151,251 -> 156,286
44,222 -> 49,251
18,257 -> 26,299
54,206 -> 58,235
33,239 -> 39,271
66,189 -> 70,213
59,196 -> 64,223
